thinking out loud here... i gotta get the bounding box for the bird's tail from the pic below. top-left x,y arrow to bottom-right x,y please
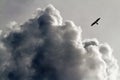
96,23 -> 98,25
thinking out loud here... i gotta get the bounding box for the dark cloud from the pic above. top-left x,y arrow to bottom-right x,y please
0,5 -> 119,80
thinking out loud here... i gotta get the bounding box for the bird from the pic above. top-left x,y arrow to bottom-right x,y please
91,18 -> 101,26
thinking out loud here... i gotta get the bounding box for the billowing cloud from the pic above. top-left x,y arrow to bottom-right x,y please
0,5 -> 119,80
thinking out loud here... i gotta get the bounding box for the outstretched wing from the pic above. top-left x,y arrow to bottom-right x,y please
91,22 -> 96,26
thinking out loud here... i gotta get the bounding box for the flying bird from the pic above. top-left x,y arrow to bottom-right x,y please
91,18 -> 101,26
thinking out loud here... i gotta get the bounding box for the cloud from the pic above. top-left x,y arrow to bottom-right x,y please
0,5 -> 119,80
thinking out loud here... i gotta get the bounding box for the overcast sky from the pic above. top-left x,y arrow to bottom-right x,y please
0,0 -> 120,66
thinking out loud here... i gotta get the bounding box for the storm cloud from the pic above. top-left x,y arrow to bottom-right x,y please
0,5 -> 119,80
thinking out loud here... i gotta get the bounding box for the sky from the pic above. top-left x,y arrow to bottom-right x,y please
0,0 -> 120,65
0,0 -> 120,80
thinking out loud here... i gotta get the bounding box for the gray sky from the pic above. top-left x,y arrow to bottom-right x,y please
0,0 -> 120,65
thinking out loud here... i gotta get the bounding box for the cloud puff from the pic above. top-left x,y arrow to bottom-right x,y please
0,5 -> 119,80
